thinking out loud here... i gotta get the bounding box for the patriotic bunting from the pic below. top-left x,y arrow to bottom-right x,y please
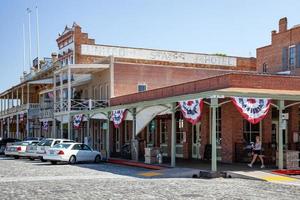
178,98 -> 204,125
42,121 -> 49,131
111,109 -> 127,128
73,114 -> 83,129
231,97 -> 271,124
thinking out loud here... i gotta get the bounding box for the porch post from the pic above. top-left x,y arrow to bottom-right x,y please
7,118 -> 10,138
60,72 -> 63,112
67,66 -> 71,112
211,98 -> 218,172
52,119 -> 56,138
171,102 -> 176,167
278,100 -> 284,169
60,116 -> 63,138
21,86 -> 24,105
132,108 -> 138,161
106,112 -> 110,159
16,114 -> 19,139
67,115 -> 71,139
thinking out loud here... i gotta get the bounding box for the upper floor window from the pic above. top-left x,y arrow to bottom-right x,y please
262,63 -> 267,73
289,45 -> 296,68
138,84 -> 147,92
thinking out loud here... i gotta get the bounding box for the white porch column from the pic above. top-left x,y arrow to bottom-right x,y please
106,112 -> 110,159
131,108 -> 138,161
67,66 -> 71,111
52,119 -> 56,138
16,114 -> 19,139
278,100 -> 284,169
16,88 -> 19,106
21,86 -> 24,105
171,102 -> 176,167
60,116 -> 63,138
1,120 -> 3,138
7,118 -> 10,138
211,98 -> 218,172
67,115 -> 71,139
60,72 -> 63,111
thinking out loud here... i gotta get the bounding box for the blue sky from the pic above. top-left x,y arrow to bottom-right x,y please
0,0 -> 300,92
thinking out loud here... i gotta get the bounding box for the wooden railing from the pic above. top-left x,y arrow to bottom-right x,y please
54,99 -> 109,112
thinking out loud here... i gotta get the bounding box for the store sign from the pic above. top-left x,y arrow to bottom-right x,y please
111,109 -> 127,128
42,121 -> 49,131
81,44 -> 237,67
231,97 -> 271,124
178,98 -> 204,125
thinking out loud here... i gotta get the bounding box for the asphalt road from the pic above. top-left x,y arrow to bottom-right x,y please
0,156 -> 299,200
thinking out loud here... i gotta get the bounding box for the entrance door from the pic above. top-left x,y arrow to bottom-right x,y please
115,128 -> 120,152
192,123 -> 201,159
271,121 -> 278,149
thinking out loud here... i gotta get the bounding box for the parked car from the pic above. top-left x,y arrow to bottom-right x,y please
5,141 -> 40,159
24,142 -> 40,160
0,138 -> 21,155
23,137 -> 44,141
43,143 -> 102,165
35,138 -> 74,161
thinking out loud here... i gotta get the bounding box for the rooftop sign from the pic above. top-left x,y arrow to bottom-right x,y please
81,44 -> 237,67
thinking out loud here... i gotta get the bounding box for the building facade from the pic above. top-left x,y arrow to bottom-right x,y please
1,18 -> 299,170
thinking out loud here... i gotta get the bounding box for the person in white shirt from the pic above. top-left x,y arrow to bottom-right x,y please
248,136 -> 265,168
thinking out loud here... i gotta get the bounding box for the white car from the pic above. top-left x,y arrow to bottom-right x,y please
35,138 -> 74,161
5,141 -> 40,159
43,143 -> 102,165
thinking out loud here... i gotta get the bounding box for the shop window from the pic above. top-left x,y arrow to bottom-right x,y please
243,120 -> 260,144
147,120 -> 156,146
176,118 -> 184,144
124,121 -> 130,143
160,119 -> 168,144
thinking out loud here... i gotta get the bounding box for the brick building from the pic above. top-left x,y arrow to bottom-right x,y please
1,18 -> 299,171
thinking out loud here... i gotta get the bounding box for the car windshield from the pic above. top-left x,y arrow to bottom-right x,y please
20,142 -> 30,146
13,142 -> 23,145
38,140 -> 53,146
52,143 -> 71,149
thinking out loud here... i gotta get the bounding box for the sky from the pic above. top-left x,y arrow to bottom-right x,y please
0,0 -> 300,92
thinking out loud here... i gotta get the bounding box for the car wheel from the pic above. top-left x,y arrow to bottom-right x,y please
50,161 -> 57,165
14,156 -> 19,159
69,155 -> 76,164
29,157 -> 35,161
40,157 -> 46,162
94,155 -> 101,163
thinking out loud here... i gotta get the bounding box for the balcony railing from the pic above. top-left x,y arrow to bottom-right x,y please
0,103 -> 40,116
40,102 -> 54,119
54,99 -> 109,113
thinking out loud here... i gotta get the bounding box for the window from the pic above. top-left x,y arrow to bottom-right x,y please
72,144 -> 81,150
160,119 -> 168,144
106,84 -> 109,99
147,120 -> 156,146
262,63 -> 267,73
243,120 -> 260,144
289,46 -> 296,68
82,144 -> 92,151
70,56 -> 73,64
176,112 -> 184,144
124,121 -> 130,143
138,84 -> 147,92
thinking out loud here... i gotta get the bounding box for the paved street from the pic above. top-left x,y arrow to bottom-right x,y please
0,157 -> 300,200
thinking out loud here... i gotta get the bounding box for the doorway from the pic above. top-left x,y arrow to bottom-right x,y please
192,123 -> 201,159
114,128 -> 120,152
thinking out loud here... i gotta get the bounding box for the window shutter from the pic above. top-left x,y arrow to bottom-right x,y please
282,47 -> 288,70
296,44 -> 300,68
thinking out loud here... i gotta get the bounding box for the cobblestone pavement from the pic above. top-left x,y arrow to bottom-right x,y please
0,157 -> 300,200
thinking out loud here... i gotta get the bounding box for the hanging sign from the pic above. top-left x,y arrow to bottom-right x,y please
42,121 -> 49,131
73,114 -> 83,129
111,109 -> 127,128
178,98 -> 204,125
231,97 -> 271,124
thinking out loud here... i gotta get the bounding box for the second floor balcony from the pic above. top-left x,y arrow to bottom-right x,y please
54,99 -> 109,113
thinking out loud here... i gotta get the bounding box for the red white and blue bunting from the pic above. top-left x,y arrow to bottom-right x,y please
111,109 -> 127,128
178,98 -> 204,125
42,121 -> 49,131
73,114 -> 83,129
231,97 -> 271,124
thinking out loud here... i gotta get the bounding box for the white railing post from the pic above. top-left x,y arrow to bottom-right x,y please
89,99 -> 92,110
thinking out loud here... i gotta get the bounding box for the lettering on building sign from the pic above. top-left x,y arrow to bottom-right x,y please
81,44 -> 237,67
